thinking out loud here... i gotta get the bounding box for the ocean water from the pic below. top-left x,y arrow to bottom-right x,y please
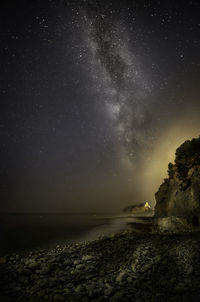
0,213 -> 153,255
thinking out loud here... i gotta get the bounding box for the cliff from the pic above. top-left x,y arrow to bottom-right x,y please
154,137 -> 200,231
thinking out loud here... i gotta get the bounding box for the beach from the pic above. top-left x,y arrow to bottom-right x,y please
1,217 -> 200,301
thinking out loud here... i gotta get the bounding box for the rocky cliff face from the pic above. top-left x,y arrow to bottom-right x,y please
155,137 -> 200,222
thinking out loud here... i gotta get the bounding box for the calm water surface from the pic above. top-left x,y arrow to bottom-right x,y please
0,213 -> 130,255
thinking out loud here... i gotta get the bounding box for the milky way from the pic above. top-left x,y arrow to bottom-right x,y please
80,17 -> 146,168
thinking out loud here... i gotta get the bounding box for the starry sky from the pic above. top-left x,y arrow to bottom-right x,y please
1,0 -> 200,213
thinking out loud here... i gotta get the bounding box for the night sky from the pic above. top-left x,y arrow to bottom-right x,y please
1,0 -> 200,213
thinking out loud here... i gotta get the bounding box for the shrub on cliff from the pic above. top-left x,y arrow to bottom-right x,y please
167,162 -> 174,177
175,137 -> 200,179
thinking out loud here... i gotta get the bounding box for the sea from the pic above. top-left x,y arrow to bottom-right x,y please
0,212 -> 153,255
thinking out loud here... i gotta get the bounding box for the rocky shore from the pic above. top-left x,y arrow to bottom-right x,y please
1,230 -> 200,302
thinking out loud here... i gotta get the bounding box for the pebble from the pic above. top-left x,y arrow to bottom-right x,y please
141,263 -> 152,272
110,291 -> 124,302
82,255 -> 93,261
28,261 -> 39,270
104,286 -> 114,296
116,270 -> 128,282
36,266 -> 50,275
187,266 -> 193,275
154,255 -> 161,263
75,263 -> 85,270
53,294 -> 64,301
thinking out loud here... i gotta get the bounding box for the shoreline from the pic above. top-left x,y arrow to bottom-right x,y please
0,214 -> 152,256
1,229 -> 200,301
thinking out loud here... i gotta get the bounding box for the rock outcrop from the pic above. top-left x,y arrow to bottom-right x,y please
154,137 -> 200,231
123,202 -> 151,214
